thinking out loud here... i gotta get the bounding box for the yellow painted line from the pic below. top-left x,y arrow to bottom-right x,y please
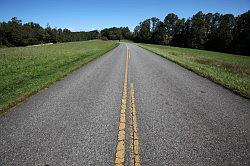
130,83 -> 141,166
115,45 -> 129,165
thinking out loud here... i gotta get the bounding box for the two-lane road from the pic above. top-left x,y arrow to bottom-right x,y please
0,43 -> 249,165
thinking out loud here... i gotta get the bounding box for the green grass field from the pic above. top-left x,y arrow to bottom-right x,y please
138,43 -> 250,98
0,40 -> 118,112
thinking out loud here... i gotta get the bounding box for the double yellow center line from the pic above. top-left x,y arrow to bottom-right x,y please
115,45 -> 141,166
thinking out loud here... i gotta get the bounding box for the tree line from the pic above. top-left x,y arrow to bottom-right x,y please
132,11 -> 250,55
0,17 -> 131,47
1,10 -> 249,55
0,17 -> 100,46
100,27 -> 131,40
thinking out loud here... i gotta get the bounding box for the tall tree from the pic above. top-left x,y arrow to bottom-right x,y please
151,17 -> 160,32
189,11 -> 207,48
231,10 -> 250,55
151,21 -> 167,44
170,18 -> 185,46
138,19 -> 151,43
164,13 -> 179,44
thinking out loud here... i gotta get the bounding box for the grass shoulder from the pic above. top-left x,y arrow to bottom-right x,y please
119,39 -> 134,43
138,43 -> 250,98
0,40 -> 118,113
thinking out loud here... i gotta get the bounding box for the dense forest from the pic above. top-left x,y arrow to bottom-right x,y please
133,11 -> 250,55
100,27 -> 131,40
0,17 -> 130,47
1,10 -> 249,55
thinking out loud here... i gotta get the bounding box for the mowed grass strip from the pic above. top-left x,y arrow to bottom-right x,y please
138,43 -> 250,98
0,40 -> 118,112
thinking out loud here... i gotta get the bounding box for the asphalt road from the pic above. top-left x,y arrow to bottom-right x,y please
0,43 -> 249,166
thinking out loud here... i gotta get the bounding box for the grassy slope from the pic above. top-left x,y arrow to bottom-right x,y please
0,40 -> 118,112
138,43 -> 250,98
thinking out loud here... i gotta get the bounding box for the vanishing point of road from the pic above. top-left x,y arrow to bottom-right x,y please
0,43 -> 249,166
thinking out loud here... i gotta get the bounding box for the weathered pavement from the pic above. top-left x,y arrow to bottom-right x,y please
0,43 -> 249,165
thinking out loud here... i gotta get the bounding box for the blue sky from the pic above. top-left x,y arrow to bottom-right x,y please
0,0 -> 249,31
